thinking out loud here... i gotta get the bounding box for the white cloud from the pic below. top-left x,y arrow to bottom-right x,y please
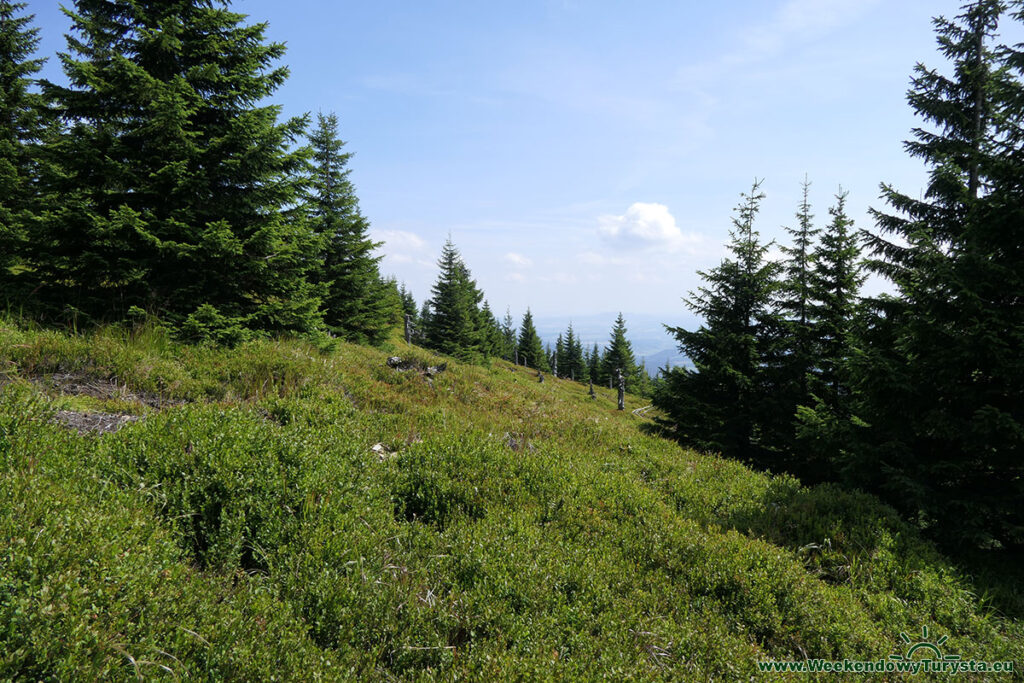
372,229 -> 435,274
375,229 -> 426,253
598,202 -> 700,252
504,252 -> 533,268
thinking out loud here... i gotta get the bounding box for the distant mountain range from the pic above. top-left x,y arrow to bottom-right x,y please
532,312 -> 696,376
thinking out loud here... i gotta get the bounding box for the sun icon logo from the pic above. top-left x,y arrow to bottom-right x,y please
890,625 -> 961,663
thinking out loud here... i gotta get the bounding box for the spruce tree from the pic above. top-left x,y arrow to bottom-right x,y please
424,238 -> 486,362
574,329 -> 588,382
562,323 -> 587,382
856,0 -> 1024,548
654,181 -> 780,463
517,308 -> 549,371
587,343 -> 602,384
807,190 -> 864,409
762,178 -> 821,460
378,276 -> 405,330
309,112 -> 392,345
793,190 -> 865,482
778,180 -> 820,394
32,0 -> 320,334
399,283 -> 418,323
0,1 -> 44,300
601,313 -> 639,391
463,264 -> 488,357
479,300 -> 504,359
501,308 -> 517,361
554,334 -> 566,377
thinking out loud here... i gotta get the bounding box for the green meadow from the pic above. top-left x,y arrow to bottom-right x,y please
1,318 -> 1020,680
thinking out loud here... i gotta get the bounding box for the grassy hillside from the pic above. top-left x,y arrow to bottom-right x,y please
0,318 -> 1020,680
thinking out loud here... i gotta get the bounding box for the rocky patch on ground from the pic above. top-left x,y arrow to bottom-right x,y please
40,371 -> 175,408
52,410 -> 139,435
385,357 -> 447,386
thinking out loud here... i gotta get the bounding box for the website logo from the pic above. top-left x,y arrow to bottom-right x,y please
756,625 -> 1015,675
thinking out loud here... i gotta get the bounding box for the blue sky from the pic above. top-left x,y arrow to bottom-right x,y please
27,0 -> 1024,344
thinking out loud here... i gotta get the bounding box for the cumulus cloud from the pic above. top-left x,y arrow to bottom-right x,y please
504,252 -> 533,268
598,202 -> 700,252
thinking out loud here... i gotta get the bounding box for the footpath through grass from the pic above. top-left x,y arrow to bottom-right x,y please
0,318 -> 1020,680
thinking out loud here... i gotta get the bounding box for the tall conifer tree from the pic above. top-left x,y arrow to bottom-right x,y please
424,238 -> 486,362
479,300 -> 504,358
763,179 -> 821,459
601,313 -> 639,390
792,191 -> 865,482
856,0 -> 1024,548
517,308 -> 549,371
778,179 -> 820,391
654,182 -> 780,463
501,308 -> 517,361
554,334 -> 566,377
0,1 -> 44,299
308,112 -> 393,345
587,343 -> 602,384
32,0 -> 320,334
807,191 -> 863,409
399,283 -> 418,322
561,322 -> 586,381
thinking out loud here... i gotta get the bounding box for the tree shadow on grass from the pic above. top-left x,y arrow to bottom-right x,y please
640,418 -> 1024,621
717,478 -> 1024,621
